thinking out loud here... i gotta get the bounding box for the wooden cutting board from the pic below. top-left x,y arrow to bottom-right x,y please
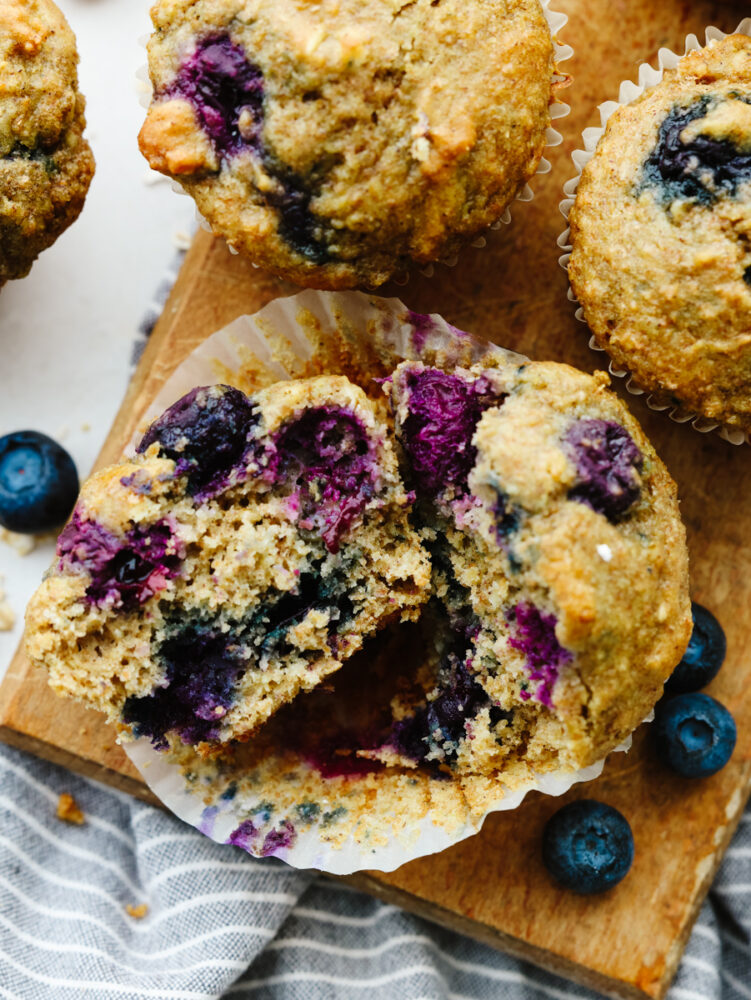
2,2 -> 751,996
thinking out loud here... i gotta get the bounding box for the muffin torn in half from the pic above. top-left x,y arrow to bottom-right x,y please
365,360 -> 691,781
25,377 -> 430,753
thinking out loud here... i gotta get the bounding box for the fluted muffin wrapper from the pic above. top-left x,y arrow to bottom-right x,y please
136,1 -> 572,283
557,19 -> 751,447
122,289 -> 645,875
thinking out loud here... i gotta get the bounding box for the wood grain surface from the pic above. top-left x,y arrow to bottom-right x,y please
2,2 -> 751,997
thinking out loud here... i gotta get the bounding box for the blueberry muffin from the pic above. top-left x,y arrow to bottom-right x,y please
367,360 -> 691,781
0,0 -> 95,284
25,379 -> 430,752
138,0 -> 554,289
568,34 -> 751,434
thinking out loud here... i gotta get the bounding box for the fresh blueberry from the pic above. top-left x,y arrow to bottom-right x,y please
542,799 -> 634,894
0,431 -> 78,533
666,603 -> 726,694
655,693 -> 736,778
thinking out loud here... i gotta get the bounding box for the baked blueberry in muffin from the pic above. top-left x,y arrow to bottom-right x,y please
25,378 -> 430,752
138,0 -> 555,288
0,0 -> 94,284
369,360 -> 691,780
568,34 -> 751,434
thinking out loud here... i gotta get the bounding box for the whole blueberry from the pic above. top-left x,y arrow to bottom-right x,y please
565,419 -> 643,523
137,384 -> 257,500
655,693 -> 736,778
0,431 -> 79,533
666,603 -> 726,694
542,799 -> 634,894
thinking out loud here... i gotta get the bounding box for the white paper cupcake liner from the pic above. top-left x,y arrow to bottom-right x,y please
557,19 -> 751,447
121,289 -> 647,876
137,3 -> 572,281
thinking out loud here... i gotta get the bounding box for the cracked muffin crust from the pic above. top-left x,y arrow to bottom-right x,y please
568,34 -> 751,434
25,377 -> 430,753
368,359 -> 691,782
138,0 -> 555,289
0,0 -> 95,284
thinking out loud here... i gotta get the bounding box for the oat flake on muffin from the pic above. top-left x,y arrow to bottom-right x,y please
568,34 -> 751,435
138,0 -> 555,289
0,0 -> 95,284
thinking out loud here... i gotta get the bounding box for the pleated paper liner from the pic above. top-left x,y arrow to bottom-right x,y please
557,19 -> 751,447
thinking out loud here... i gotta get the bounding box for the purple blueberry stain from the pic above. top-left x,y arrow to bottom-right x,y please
260,820 -> 297,857
322,806 -> 347,827
508,603 -> 573,707
267,175 -> 330,265
137,384 -> 258,501
388,621 -> 490,769
122,619 -> 249,749
167,35 -> 264,158
406,311 -> 436,354
57,509 -> 121,577
119,471 -> 153,496
642,96 -> 751,207
250,570 -> 355,660
267,406 -> 378,554
294,716 -> 388,780
399,368 -> 504,499
226,818 -> 258,851
220,782 -> 238,801
122,569 -> 355,750
57,510 -> 183,610
198,806 -> 219,837
564,419 -> 643,523
226,815 -> 297,857
493,489 -> 521,562
295,802 -> 321,823
165,36 -> 330,263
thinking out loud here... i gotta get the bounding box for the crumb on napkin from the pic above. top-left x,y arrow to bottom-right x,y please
56,793 -> 85,825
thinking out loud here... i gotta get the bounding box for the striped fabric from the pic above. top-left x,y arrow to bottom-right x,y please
1,744 -> 750,1000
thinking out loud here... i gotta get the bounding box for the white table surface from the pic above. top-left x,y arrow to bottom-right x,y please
0,0 -> 194,678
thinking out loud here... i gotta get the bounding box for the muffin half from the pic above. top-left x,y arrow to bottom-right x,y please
25,378 -> 430,752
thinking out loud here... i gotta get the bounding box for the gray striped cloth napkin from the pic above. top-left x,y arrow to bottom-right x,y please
0,741 -> 750,1000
